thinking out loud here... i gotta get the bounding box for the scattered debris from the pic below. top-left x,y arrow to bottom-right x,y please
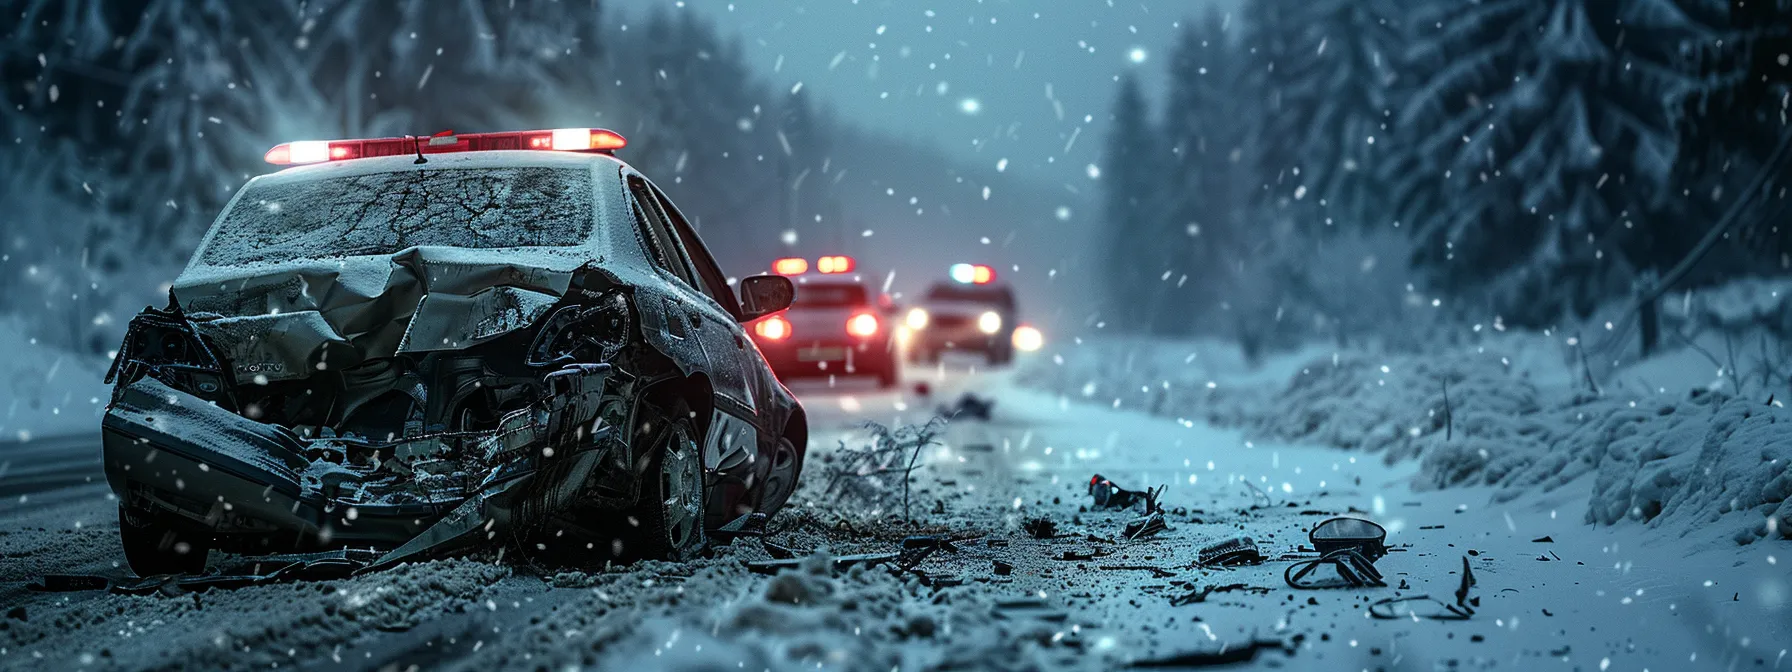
1097,565 -> 1176,578
1089,474 -> 1162,511
1285,517 -> 1388,589
711,512 -> 769,539
32,548 -> 377,595
938,392 -> 995,420
1168,583 -> 1271,606
1196,536 -> 1264,568
1239,480 -> 1275,508
746,552 -> 898,576
1022,517 -> 1059,539
1531,535 -> 1554,543
1129,636 -> 1297,668
1057,549 -> 1113,561
992,560 -> 1013,576
1123,512 -> 1168,540
1369,556 -> 1479,620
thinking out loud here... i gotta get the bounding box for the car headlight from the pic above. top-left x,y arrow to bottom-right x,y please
976,311 -> 1002,335
1012,325 -> 1044,352
904,308 -> 929,330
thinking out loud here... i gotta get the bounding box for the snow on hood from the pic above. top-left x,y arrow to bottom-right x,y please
173,246 -> 585,384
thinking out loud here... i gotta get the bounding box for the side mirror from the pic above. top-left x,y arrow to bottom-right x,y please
738,274 -> 795,321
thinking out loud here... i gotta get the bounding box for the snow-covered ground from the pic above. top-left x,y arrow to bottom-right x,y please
0,363 -> 1785,669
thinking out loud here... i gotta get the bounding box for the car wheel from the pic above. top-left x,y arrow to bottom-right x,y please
757,436 -> 803,517
118,506 -> 211,576
627,403 -> 708,562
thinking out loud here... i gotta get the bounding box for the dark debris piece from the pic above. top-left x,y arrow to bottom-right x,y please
31,548 -> 377,595
1123,511 -> 1168,541
1022,517 -> 1059,539
746,552 -> 898,575
1168,583 -> 1273,606
1195,536 -> 1264,568
1368,556 -> 1479,620
1089,474 -> 1162,511
938,392 -> 995,420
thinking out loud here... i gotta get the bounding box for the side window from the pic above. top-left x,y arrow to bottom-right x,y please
651,185 -> 743,319
626,176 -> 698,288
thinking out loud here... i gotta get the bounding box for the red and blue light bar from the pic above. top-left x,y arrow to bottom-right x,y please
264,128 -> 628,165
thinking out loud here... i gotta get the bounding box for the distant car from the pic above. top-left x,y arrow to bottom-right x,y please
749,263 -> 900,388
905,265 -> 1024,365
101,128 -> 808,576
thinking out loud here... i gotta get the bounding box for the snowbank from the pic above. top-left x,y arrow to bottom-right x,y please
0,317 -> 113,441
1019,326 -> 1792,544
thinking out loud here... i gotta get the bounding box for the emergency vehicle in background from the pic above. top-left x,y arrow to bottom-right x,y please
749,255 -> 901,388
902,263 -> 1043,365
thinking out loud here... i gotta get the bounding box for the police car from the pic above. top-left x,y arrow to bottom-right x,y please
748,255 -> 900,388
903,263 -> 1044,365
101,128 -> 807,574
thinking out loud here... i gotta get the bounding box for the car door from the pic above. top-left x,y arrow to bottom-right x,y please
628,179 -> 763,489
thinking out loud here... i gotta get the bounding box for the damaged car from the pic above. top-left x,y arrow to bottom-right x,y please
101,128 -> 807,576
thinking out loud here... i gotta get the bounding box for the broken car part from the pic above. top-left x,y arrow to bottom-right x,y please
1195,535 -> 1264,568
1088,474 -> 1157,510
1284,517 -> 1389,589
1369,556 -> 1479,620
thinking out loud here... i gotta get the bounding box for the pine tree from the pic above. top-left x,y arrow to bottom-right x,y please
1245,0 -> 1403,225
1160,10 -> 1253,332
1386,0 -> 1717,324
1099,75 -> 1166,331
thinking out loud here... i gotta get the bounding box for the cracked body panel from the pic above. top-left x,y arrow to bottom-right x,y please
101,151 -> 805,573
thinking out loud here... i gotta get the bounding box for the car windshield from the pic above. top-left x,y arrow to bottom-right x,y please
793,282 -> 869,308
924,284 -> 1014,309
199,166 -> 595,265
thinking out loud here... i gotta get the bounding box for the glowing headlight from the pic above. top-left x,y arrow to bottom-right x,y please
1012,325 -> 1044,352
905,308 -> 929,330
976,311 -> 1002,335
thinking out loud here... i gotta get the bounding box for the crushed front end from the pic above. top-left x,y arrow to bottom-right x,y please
102,266 -> 653,570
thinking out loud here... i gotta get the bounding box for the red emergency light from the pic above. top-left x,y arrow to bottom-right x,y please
816,255 -> 856,274
264,128 -> 628,165
772,258 -> 809,275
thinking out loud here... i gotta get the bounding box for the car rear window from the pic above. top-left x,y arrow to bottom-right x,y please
793,283 -> 869,308
924,284 -> 1014,308
200,167 -> 594,265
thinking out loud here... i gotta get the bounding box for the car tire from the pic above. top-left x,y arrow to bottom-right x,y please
118,506 -> 211,576
757,436 -> 803,517
625,402 -> 708,562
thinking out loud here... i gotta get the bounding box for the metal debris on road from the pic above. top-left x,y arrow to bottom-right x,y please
31,548 -> 378,595
1167,582 -> 1273,606
1285,517 -> 1389,589
1368,556 -> 1479,620
1022,517 -> 1059,539
1088,474 -> 1160,511
1195,535 -> 1264,568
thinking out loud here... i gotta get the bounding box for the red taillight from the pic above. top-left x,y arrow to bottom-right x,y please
755,316 -> 792,340
846,312 -> 880,338
772,258 -> 809,275
817,255 -> 856,274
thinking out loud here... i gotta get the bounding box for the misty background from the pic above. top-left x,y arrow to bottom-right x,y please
1,0 -> 1788,371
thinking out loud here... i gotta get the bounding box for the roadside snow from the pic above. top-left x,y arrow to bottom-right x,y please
0,317 -> 111,441
1019,327 -> 1792,544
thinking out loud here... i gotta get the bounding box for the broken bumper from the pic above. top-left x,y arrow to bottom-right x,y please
102,366 -> 615,559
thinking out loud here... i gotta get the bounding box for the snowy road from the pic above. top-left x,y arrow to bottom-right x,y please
0,365 -> 1784,670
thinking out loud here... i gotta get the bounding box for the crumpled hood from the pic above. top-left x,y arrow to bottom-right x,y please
173,247 -> 585,384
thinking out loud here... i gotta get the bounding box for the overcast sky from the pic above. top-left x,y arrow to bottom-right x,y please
608,0 -> 1241,187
